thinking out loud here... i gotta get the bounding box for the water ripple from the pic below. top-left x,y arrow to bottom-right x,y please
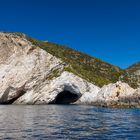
0,105 -> 140,139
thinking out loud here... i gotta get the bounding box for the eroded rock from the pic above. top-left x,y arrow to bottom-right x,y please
14,71 -> 100,104
92,81 -> 140,108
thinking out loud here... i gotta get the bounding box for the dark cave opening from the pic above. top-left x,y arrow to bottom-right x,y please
0,86 -> 26,104
49,90 -> 80,104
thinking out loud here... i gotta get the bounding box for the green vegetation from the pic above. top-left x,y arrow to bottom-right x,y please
47,69 -> 62,80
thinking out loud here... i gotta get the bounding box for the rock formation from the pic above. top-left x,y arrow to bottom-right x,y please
14,71 -> 100,104
92,82 -> 140,108
0,32 -> 140,108
0,32 -> 100,105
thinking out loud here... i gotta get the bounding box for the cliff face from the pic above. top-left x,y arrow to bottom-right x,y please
0,32 -> 140,107
0,33 -> 64,104
0,32 -> 100,105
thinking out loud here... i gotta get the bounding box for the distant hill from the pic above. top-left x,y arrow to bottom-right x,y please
125,62 -> 140,87
127,62 -> 140,74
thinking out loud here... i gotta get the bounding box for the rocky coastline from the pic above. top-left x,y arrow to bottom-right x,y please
0,32 -> 140,108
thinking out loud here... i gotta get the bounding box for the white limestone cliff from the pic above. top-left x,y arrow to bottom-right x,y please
0,32 -> 65,104
0,33 -> 100,105
14,71 -> 100,104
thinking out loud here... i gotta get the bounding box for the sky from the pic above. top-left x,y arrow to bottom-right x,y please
0,0 -> 140,68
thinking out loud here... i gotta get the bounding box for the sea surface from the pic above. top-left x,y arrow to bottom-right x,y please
0,105 -> 140,140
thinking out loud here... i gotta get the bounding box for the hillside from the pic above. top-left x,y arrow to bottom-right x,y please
3,32 -> 139,88
25,34 -> 124,87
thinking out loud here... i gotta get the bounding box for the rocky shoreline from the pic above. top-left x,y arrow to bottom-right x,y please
0,32 -> 140,108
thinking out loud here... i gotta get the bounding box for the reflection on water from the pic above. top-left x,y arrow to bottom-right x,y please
0,105 -> 140,139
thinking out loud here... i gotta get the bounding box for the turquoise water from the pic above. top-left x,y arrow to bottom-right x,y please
0,105 -> 140,139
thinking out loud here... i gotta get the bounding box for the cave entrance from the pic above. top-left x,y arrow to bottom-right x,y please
49,90 -> 80,104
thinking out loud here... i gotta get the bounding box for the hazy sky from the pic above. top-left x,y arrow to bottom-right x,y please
0,0 -> 140,68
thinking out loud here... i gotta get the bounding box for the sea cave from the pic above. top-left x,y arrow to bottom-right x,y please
49,90 -> 80,104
